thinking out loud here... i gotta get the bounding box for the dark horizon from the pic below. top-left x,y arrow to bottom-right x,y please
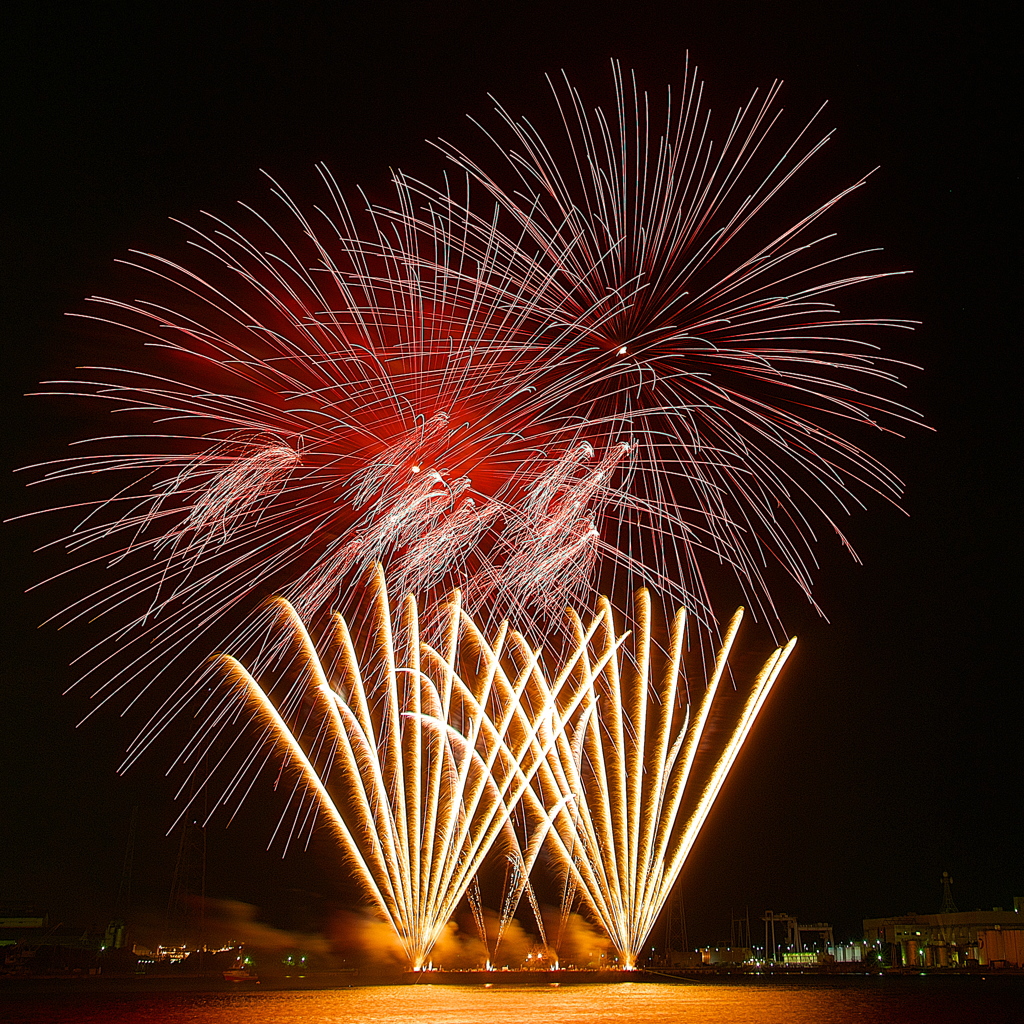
3,1 -> 1018,953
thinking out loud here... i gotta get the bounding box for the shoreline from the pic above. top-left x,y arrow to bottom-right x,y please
2,965 -> 1022,995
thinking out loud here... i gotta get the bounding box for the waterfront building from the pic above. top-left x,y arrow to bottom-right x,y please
863,898 -> 1023,967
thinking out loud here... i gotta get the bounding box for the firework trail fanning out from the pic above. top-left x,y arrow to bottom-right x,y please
213,566 -> 793,969
26,173 -> 641,755
26,61 -> 915,731
533,586 -> 795,968
213,565 -> 611,968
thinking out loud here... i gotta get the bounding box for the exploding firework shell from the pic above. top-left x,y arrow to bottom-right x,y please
28,175 -> 651,736
28,62 -> 915,740
376,58 -> 921,627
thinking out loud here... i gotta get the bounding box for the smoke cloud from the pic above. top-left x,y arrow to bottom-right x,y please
199,898 -> 330,951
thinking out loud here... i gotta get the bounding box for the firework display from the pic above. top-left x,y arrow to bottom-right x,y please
27,61 -> 912,968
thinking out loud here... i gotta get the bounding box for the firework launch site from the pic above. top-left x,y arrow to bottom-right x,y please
4,891 -> 1022,995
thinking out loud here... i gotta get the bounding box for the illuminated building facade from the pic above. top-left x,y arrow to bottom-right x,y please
863,899 -> 1024,967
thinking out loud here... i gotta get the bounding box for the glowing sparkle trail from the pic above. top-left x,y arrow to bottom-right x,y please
510,588 -> 795,969
216,566 -> 604,968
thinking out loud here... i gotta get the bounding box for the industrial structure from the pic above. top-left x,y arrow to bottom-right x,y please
762,911 -> 835,962
863,899 -> 1023,968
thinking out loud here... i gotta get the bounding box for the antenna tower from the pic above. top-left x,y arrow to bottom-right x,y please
939,871 -> 958,914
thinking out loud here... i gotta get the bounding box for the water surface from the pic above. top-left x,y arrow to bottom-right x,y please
2,979 -> 1019,1024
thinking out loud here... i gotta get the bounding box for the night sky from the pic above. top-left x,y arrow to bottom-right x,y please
3,1 -> 1017,949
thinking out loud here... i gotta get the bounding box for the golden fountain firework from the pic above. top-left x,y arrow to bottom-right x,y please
529,590 -> 795,968
217,566 -> 794,970
217,564 -> 592,968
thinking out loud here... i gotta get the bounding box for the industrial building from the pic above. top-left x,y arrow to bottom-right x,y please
863,897 -> 1023,967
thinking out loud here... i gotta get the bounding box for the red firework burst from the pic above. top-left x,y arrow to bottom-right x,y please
21,61 -> 919,760
24,172 -> 644,753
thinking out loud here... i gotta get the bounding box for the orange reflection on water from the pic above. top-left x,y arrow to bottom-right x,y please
3,980 -> 1017,1024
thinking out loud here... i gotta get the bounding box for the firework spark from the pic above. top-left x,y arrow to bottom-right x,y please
22,182 -> 638,746
378,58 -> 921,624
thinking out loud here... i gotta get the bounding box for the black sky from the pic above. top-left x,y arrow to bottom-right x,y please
2,1 -> 1018,947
